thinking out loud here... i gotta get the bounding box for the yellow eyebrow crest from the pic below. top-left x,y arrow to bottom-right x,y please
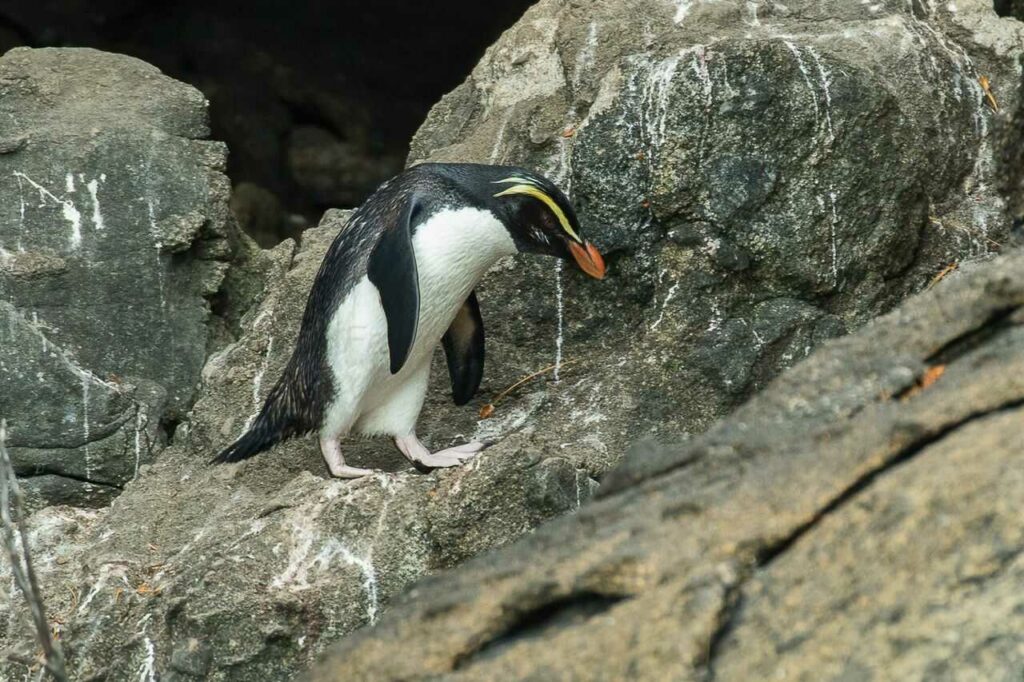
493,182 -> 580,242
492,176 -> 537,186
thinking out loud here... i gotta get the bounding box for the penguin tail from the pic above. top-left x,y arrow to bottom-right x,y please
211,380 -> 308,465
212,422 -> 280,464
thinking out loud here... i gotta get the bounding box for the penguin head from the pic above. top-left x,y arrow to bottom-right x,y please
486,167 -> 606,279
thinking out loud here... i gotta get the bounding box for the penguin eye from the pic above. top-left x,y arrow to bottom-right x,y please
536,206 -> 562,234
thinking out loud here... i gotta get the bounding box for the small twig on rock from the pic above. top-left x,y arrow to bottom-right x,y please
926,262 -> 958,290
0,419 -> 68,682
479,360 -> 578,419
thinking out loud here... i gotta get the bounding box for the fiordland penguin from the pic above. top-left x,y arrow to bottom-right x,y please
213,163 -> 605,478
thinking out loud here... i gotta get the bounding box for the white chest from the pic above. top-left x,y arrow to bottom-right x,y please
323,207 -> 516,428
409,206 -> 516,350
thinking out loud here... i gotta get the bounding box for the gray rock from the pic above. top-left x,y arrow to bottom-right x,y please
3,2 -> 1024,677
307,245 -> 1024,682
0,47 -> 236,507
409,0 -> 1024,447
0,301 -> 165,510
230,181 -> 287,249
286,125 -> 403,207
997,47 -> 1024,237
0,210 -> 600,680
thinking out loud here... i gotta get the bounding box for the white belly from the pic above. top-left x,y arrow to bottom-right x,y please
321,206 -> 516,438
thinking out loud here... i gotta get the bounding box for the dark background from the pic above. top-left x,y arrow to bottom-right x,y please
0,0 -> 536,243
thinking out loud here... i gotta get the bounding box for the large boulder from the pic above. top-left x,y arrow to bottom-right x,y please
308,247 -> 1024,682
0,47 -> 243,508
410,0 -> 1024,447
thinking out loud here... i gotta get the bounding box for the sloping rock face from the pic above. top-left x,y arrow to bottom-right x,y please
2,5 -> 1023,681
309,247 -> 1024,682
410,0 -> 1023,450
0,211 -> 598,680
0,48 -> 244,509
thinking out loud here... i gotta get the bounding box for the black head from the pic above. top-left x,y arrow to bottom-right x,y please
424,163 -> 606,279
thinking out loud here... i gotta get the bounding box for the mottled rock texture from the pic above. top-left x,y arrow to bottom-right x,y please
309,247 -> 1024,682
409,0 -> 1023,455
0,209 -> 599,680
2,1 -> 1024,679
0,47 -> 251,509
998,45 -> 1024,232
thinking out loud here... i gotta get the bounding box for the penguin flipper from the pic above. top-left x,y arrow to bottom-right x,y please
442,290 -> 485,406
368,194 -> 421,374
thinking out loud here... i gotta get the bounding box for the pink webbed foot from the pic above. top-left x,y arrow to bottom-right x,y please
393,435 -> 485,472
320,436 -> 375,479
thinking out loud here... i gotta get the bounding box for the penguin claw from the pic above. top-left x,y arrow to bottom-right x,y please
438,441 -> 486,456
394,435 -> 484,473
413,453 -> 465,468
328,465 -> 376,479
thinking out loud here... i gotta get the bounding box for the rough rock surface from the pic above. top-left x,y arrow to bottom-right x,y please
998,49 -> 1024,233
0,210 -> 598,680
411,0 -> 1023,448
309,246 -> 1024,681
0,47 -> 246,509
2,3 -> 1024,680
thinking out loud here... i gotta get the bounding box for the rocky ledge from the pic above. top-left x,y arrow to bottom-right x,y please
1,0 -> 1023,679
310,245 -> 1024,681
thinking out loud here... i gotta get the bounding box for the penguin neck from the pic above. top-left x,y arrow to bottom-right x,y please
411,206 -> 517,300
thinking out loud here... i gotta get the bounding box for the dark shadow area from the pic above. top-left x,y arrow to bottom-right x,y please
454,591 -> 629,668
0,0 -> 535,244
994,0 -> 1024,19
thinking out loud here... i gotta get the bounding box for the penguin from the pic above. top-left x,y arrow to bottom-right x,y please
213,163 -> 606,478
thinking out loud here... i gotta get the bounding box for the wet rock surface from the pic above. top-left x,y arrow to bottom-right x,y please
0,48 -> 239,508
309,247 -> 1024,682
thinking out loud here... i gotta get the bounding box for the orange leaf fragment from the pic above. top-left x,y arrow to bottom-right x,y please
926,262 -> 958,290
918,364 -> 945,390
978,76 -> 999,112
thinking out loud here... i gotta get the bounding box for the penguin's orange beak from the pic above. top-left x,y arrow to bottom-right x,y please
568,241 -> 606,279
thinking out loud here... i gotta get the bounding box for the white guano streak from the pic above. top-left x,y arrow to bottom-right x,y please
13,171 -> 82,247
554,260 -> 565,381
86,176 -> 105,231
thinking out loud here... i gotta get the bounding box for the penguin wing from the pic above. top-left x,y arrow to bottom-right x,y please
442,290 -> 485,405
367,193 -> 422,374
